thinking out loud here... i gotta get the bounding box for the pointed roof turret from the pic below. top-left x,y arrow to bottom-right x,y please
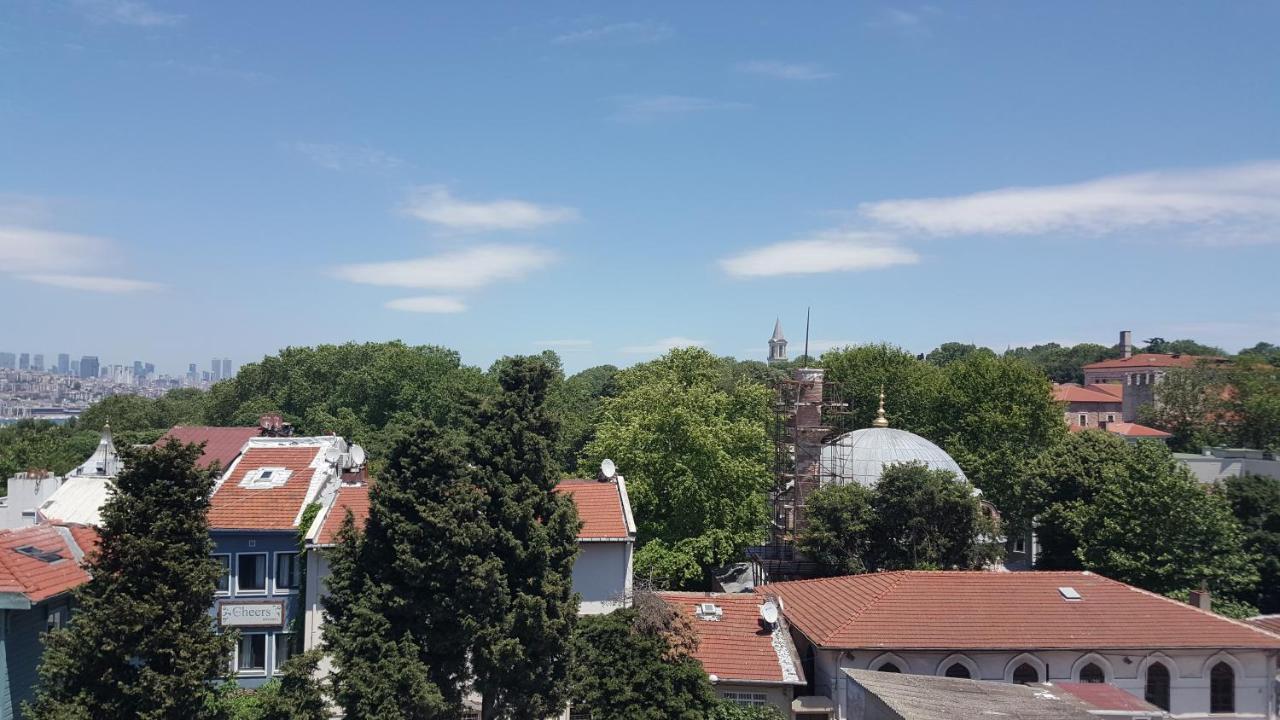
771,318 -> 785,342
71,422 -> 122,478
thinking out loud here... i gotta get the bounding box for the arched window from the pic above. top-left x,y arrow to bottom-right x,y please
878,662 -> 901,674
944,663 -> 971,679
1144,662 -> 1170,711
1078,663 -> 1105,684
1210,662 -> 1235,713
1012,663 -> 1039,685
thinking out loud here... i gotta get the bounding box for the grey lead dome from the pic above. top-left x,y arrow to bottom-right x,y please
820,426 -> 968,488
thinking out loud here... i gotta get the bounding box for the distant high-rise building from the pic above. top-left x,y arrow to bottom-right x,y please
144,362 -> 155,377
79,356 -> 99,379
18,353 -> 29,370
133,360 -> 144,379
57,353 -> 70,375
221,357 -> 232,379
32,354 -> 44,371
0,352 -> 14,369
211,357 -> 221,382
70,359 -> 80,376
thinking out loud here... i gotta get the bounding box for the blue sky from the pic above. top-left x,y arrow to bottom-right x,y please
2,1 -> 1278,375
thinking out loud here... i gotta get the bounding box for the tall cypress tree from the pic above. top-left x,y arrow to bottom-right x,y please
27,439 -> 233,720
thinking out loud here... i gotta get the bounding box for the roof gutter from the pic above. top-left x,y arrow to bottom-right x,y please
0,592 -> 31,611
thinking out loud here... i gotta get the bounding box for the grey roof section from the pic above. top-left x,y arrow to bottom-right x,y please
771,318 -> 785,342
71,427 -> 122,479
845,669 -> 1095,720
821,427 -> 967,488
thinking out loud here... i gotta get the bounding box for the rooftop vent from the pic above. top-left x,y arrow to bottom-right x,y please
695,602 -> 723,621
1058,586 -> 1082,601
240,467 -> 291,489
16,545 -> 63,563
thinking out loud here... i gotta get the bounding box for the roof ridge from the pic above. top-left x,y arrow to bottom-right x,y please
825,571 -> 911,642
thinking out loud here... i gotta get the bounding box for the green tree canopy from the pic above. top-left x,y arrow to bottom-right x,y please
819,343 -> 942,433
796,483 -> 875,576
28,440 -> 233,720
1003,342 -> 1120,384
1223,473 -> 1280,613
925,342 -> 980,367
582,348 -> 773,589
0,420 -> 98,486
1138,364 -> 1231,452
549,363 -> 618,472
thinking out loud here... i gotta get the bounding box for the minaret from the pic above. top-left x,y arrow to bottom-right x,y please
768,318 -> 788,364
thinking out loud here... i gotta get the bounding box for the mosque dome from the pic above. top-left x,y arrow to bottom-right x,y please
819,392 -> 967,488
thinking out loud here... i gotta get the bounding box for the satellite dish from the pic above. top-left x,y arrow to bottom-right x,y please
350,445 -> 367,467
759,600 -> 779,625
599,458 -> 617,480
324,448 -> 341,464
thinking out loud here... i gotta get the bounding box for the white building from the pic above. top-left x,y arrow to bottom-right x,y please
0,425 -> 121,529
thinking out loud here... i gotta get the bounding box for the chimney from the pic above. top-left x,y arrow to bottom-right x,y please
1188,584 -> 1212,611
1120,330 -> 1133,360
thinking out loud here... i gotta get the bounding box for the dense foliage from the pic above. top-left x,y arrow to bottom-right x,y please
1223,473 -> 1280,613
1003,341 -> 1120,384
582,348 -> 773,589
0,420 -> 98,489
28,440 -> 233,719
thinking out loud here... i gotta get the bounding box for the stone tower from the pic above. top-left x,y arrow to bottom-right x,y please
768,318 -> 788,364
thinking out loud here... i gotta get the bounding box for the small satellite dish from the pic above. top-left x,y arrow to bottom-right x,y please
759,600 -> 779,625
599,458 -> 617,480
324,448 -> 341,464
350,445 -> 367,467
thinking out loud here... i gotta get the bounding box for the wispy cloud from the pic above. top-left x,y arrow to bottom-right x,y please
859,161 -> 1280,241
290,142 -> 403,172
621,337 -> 706,354
612,94 -> 750,122
403,185 -> 579,232
553,20 -> 672,45
385,296 -> 466,314
334,245 -> 556,291
536,339 -> 593,351
75,0 -> 183,27
736,60 -> 835,81
720,230 -> 919,277
20,274 -> 162,293
0,226 -> 108,273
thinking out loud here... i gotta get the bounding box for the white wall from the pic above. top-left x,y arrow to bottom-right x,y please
574,540 -> 633,614
811,646 -> 1276,720
0,473 -> 63,529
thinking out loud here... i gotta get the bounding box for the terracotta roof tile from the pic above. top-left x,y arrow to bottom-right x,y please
1246,615 -> 1280,635
761,571 -> 1280,650
0,525 -> 92,603
1103,422 -> 1172,438
555,480 -> 632,540
209,445 -> 326,531
159,426 -> 260,470
658,592 -> 803,685
1053,384 -> 1124,404
1083,354 -> 1221,371
1049,682 -> 1163,713
315,484 -> 371,545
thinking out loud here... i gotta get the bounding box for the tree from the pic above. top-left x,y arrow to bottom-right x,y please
1047,438 -> 1257,597
1223,473 -> 1280,613
819,344 -> 942,433
1138,365 -> 1230,452
796,483 -> 875,576
0,420 -> 98,487
1004,342 -> 1120,384
568,606 -> 715,720
1222,363 -> 1280,451
870,463 -> 1002,571
1142,338 -> 1225,356
550,364 -> 618,472
27,440 -> 234,720
582,348 -> 772,589
925,342 -> 979,367
709,703 -> 786,720
1238,342 -> 1280,367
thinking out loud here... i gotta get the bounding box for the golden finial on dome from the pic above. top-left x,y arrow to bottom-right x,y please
872,387 -> 889,428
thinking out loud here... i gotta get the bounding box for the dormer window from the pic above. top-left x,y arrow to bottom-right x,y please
240,467 -> 291,489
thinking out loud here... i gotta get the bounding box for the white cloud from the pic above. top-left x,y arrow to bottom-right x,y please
736,60 -> 835,81
720,230 -> 919,277
385,296 -> 466,313
403,185 -> 579,231
334,245 -> 555,290
612,95 -> 750,122
860,161 -> 1280,238
76,0 -> 183,27
20,274 -> 162,293
290,142 -> 403,172
0,226 -> 107,273
621,336 -> 706,354
553,21 -> 672,45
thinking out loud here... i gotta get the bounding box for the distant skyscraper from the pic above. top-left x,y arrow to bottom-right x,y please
133,360 -> 145,379
32,354 -> 44,371
79,356 -> 99,379
0,352 -> 14,369
18,353 -> 29,370
144,362 -> 155,377
211,357 -> 221,382
221,357 -> 232,379
70,359 -> 80,376
57,353 -> 70,375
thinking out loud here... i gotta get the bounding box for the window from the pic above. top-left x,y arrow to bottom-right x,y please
944,663 -> 971,679
1078,663 -> 1105,683
237,553 -> 267,593
722,692 -> 768,707
275,552 -> 300,592
1013,537 -> 1026,553
1012,663 -> 1039,685
1209,661 -> 1234,713
274,633 -> 295,671
46,606 -> 67,631
237,633 -> 266,673
877,662 -> 901,674
240,467 -> 291,489
1106,413 -> 1116,423
1144,662 -> 1171,711
1078,413 -> 1088,427
214,555 -> 230,594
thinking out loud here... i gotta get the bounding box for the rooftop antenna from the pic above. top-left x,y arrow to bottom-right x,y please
803,306 -> 811,363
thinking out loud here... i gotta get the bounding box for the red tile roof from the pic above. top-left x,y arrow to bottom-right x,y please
159,426 -> 260,470
760,571 -> 1280,651
0,525 -> 94,603
209,445 -> 326,531
1089,383 -> 1124,399
1083,354 -> 1219,371
1246,615 -> 1280,635
314,484 -> 371,545
658,592 -> 804,685
1104,422 -> 1172,439
1049,682 -> 1163,713
555,480 -> 633,540
1053,384 -> 1124,404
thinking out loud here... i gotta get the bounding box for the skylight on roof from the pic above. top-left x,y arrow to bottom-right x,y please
15,545 -> 63,563
240,467 -> 292,489
1058,586 -> 1082,601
